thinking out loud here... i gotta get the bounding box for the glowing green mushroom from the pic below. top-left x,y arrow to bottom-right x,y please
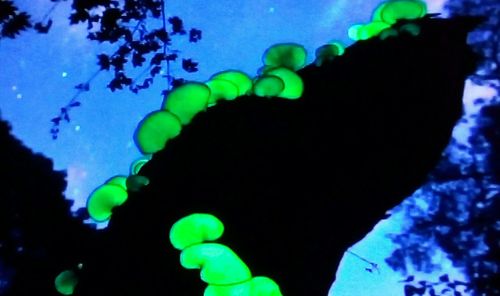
134,110 -> 182,155
205,277 -> 282,296
263,43 -> 307,71
87,184 -> 128,222
379,27 -> 399,40
180,243 -> 252,285
252,75 -> 285,98
314,42 -> 345,66
130,156 -> 150,175
126,175 -> 150,192
378,0 -> 427,25
210,70 -> 253,96
170,213 -> 224,250
348,22 -> 391,41
105,175 -> 128,191
54,270 -> 78,295
264,67 -> 304,99
162,82 -> 211,125
399,23 -> 421,36
205,79 -> 240,105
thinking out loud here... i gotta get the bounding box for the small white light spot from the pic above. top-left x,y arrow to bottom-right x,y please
62,72 -> 68,77
16,93 -> 22,99
269,7 -> 275,13
75,125 -> 81,131
126,141 -> 133,148
11,85 -> 17,91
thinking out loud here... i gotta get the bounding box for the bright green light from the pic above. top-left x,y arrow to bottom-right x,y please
349,22 -> 391,40
263,43 -> 307,71
162,82 -> 211,125
134,110 -> 182,155
253,75 -> 285,98
210,71 -> 253,97
105,175 -> 128,191
170,213 -> 224,250
87,184 -> 128,222
264,67 -> 304,99
54,270 -> 78,295
205,79 -> 240,105
130,156 -> 150,175
180,243 -> 252,285
378,0 -> 427,25
205,277 -> 282,296
314,42 -> 345,66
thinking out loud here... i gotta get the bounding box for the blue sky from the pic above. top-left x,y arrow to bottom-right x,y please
1,0 -> 496,295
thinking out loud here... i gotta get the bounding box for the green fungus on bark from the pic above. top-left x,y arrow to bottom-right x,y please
264,67 -> 304,99
87,184 -> 128,222
314,42 -> 345,66
377,0 -> 427,25
263,43 -> 307,71
134,110 -> 182,155
210,70 -> 253,97
205,79 -> 240,105
180,243 -> 252,285
348,21 -> 391,41
253,75 -> 285,98
55,270 -> 78,295
379,27 -> 399,40
162,82 -> 211,125
130,156 -> 150,175
170,213 -> 224,250
205,277 -> 282,296
105,175 -> 128,191
399,23 -> 421,36
126,175 -> 150,192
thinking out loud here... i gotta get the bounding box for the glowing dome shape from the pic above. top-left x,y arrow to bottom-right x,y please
205,277 -> 282,296
126,175 -> 150,192
263,43 -> 307,71
253,75 -> 285,98
399,23 -> 421,36
87,184 -> 128,222
180,243 -> 252,285
170,213 -> 224,250
378,0 -> 427,25
314,42 -> 345,66
134,110 -> 182,155
379,28 -> 399,40
264,67 -> 304,99
349,22 -> 391,40
54,270 -> 78,295
162,82 -> 211,125
105,175 -> 128,191
210,70 -> 253,96
205,79 -> 239,105
130,157 -> 150,175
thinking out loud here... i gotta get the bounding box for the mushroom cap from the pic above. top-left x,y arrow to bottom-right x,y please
210,70 -> 253,96
87,184 -> 128,222
170,213 -> 225,250
314,42 -> 345,66
105,175 -> 128,191
252,75 -> 286,98
349,21 -> 391,41
262,43 -> 307,71
134,110 -> 182,155
54,270 -> 78,295
377,0 -> 427,25
162,82 -> 211,125
399,23 -> 421,36
205,79 -> 239,105
180,243 -> 252,285
264,67 -> 304,99
129,156 -> 150,175
379,27 -> 399,40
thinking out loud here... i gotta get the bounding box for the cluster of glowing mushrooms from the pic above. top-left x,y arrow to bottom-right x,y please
55,1 -> 427,295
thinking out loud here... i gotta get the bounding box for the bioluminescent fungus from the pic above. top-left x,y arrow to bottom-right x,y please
54,270 -> 78,295
87,184 -> 128,222
181,243 -> 252,285
314,42 -> 345,66
204,276 -> 282,296
263,43 -> 307,71
162,82 -> 211,125
253,75 -> 286,98
205,79 -> 240,105
130,156 -> 150,175
105,175 -> 128,191
264,67 -> 304,99
379,28 -> 399,40
210,70 -> 253,97
399,23 -> 421,36
170,213 -> 224,250
134,110 -> 182,155
348,21 -> 391,41
377,0 -> 427,25
126,175 -> 150,192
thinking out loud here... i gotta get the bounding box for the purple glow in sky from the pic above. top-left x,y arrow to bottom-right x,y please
1,0 -> 496,295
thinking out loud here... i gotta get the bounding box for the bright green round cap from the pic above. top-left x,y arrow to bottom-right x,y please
253,75 -> 285,98
54,270 -> 78,295
170,213 -> 224,250
134,110 -> 182,155
210,70 -> 253,96
162,82 -> 211,125
263,43 -> 307,71
264,67 -> 304,99
87,184 -> 128,222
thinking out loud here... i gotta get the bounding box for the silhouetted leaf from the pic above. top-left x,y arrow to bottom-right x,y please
97,54 -> 110,70
151,53 -> 164,65
168,16 -> 186,35
181,58 -> 198,73
0,0 -> 17,22
439,274 -> 449,282
75,83 -> 90,91
34,19 -> 52,33
189,28 -> 202,42
1,12 -> 32,38
150,65 -> 161,77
